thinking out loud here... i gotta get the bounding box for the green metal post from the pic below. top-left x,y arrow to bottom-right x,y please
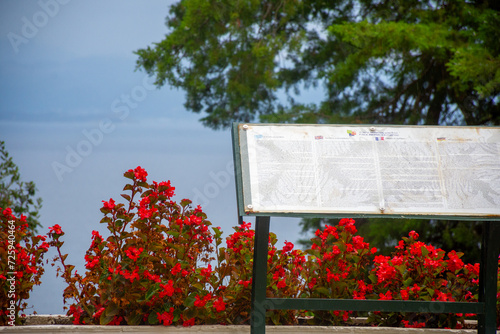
251,216 -> 270,334
478,222 -> 500,334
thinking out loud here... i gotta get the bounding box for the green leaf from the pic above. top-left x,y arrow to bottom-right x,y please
184,308 -> 197,321
105,302 -> 120,317
184,292 -> 197,307
142,189 -> 153,197
167,230 -> 179,238
403,277 -> 413,287
314,287 -> 330,296
145,285 -> 159,301
421,246 -> 429,257
100,313 -> 114,325
147,312 -> 159,325
125,311 -> 142,325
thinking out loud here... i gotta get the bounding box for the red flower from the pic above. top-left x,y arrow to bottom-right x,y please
402,320 -> 425,328
447,250 -> 464,272
125,247 -> 143,261
238,279 -> 252,288
159,280 -> 175,298
339,218 -> 357,233
282,240 -> 294,252
93,307 -> 105,320
49,224 -> 63,235
374,260 -> 397,285
138,196 -> 157,219
395,240 -> 406,250
400,289 -> 409,300
200,264 -> 212,279
213,296 -> 226,312
308,277 -> 317,290
129,166 -> 148,182
68,305 -> 84,325
183,317 -> 195,327
352,235 -> 369,250
143,270 -> 161,283
189,214 -> 202,225
379,290 -> 393,300
157,308 -> 174,326
465,263 -> 480,276
85,254 -> 99,269
39,242 -> 50,252
277,279 -> 287,289
326,268 -> 341,282
240,221 -> 252,230
171,263 -> 181,276
156,180 -> 175,197
2,207 -> 12,217
102,198 -> 115,210
194,293 -> 212,308
408,230 -> 419,240
121,268 -> 140,282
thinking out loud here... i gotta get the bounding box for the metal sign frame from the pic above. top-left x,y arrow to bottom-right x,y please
231,123 -> 500,334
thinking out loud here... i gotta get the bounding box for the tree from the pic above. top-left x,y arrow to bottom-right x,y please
0,141 -> 42,232
135,0 -> 499,129
135,0 -> 499,259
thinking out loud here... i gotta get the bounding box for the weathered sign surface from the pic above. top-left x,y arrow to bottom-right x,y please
235,124 -> 500,218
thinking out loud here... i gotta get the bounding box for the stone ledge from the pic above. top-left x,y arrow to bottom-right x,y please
1,315 -> 492,334
1,325 -> 494,334
23,315 -> 73,325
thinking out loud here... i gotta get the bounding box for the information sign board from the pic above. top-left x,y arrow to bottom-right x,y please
234,124 -> 500,219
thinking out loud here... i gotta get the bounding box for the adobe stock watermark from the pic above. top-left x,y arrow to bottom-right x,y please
6,219 -> 17,326
7,0 -> 71,54
191,160 -> 235,208
51,76 -> 156,182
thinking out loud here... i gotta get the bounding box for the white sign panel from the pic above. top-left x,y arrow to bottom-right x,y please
236,124 -> 500,218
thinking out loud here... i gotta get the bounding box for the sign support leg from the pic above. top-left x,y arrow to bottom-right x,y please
478,222 -> 500,334
251,216 -> 270,334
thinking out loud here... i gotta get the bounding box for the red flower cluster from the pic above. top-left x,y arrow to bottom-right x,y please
226,222 -> 255,253
213,297 -> 226,312
129,166 -> 148,182
157,307 -> 174,326
49,224 -> 63,235
194,293 -> 212,308
125,246 -> 143,261
1,208 -> 52,325
159,280 -> 175,298
102,198 -> 115,210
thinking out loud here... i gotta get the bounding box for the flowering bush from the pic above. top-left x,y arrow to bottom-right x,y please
50,167 -> 222,325
301,218 -> 377,325
369,231 -> 485,329
0,208 -> 50,325
50,166 -> 499,328
217,221 -> 307,325
50,167 -> 308,326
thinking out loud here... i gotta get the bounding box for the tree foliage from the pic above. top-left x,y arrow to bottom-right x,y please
0,141 -> 42,232
135,0 -> 499,259
136,0 -> 500,129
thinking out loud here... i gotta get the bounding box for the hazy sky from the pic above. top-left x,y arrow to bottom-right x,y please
0,0 -> 302,314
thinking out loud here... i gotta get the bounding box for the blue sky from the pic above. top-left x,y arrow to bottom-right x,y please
0,0 -> 302,314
